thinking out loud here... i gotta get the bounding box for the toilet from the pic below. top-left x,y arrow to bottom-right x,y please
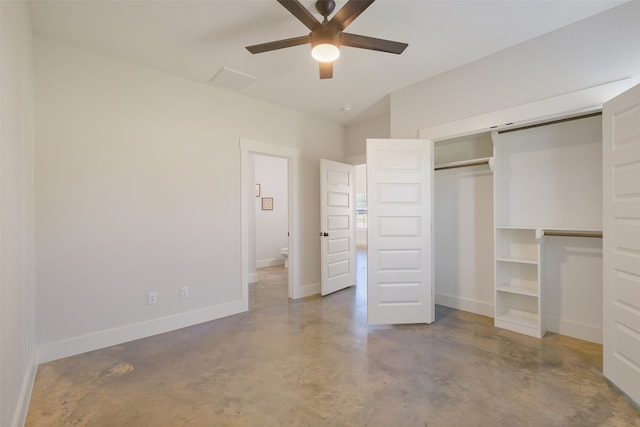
280,247 -> 289,268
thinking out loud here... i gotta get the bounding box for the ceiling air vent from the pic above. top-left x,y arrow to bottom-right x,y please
210,67 -> 255,90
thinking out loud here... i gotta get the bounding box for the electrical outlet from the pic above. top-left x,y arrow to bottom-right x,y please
148,291 -> 158,305
181,286 -> 189,298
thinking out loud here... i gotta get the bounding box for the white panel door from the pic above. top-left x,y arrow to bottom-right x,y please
320,159 -> 356,296
603,83 -> 640,405
366,139 -> 434,324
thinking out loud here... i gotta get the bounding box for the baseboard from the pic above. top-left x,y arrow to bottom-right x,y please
248,272 -> 258,284
547,316 -> 602,344
435,292 -> 494,317
293,282 -> 320,299
433,294 -> 602,343
12,348 -> 38,427
38,299 -> 246,363
256,257 -> 285,268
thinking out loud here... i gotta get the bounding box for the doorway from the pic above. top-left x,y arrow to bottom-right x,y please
252,153 -> 289,293
240,139 -> 299,306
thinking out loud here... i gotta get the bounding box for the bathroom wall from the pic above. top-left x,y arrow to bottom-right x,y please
254,154 -> 289,267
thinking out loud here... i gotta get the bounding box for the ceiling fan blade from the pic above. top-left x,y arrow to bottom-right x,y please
246,35 -> 311,54
340,32 -> 408,54
330,0 -> 375,31
277,0 -> 321,31
319,61 -> 333,79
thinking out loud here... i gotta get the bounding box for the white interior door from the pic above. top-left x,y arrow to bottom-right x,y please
603,83 -> 640,405
366,139 -> 434,324
320,159 -> 356,296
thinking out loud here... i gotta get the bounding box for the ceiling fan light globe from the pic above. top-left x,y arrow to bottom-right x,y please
311,44 -> 340,62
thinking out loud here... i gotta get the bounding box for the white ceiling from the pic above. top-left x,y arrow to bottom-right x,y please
27,0 -> 627,125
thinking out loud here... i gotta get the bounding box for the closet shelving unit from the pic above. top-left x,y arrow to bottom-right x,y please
492,112 -> 603,339
494,226 -> 602,338
494,226 -> 542,337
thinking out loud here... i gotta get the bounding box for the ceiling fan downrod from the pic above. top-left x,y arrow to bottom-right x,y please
315,0 -> 336,20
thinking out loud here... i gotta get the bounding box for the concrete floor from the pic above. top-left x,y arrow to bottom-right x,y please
27,256 -> 640,426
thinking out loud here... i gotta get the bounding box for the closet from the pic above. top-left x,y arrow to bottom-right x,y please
434,113 -> 604,342
434,132 -> 494,318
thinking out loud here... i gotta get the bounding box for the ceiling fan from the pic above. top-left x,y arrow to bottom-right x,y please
245,0 -> 408,79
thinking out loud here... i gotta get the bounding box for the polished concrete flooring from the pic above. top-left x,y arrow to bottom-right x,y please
27,255 -> 640,426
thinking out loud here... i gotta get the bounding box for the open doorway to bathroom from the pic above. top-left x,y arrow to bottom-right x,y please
240,139 -> 298,306
252,154 -> 290,296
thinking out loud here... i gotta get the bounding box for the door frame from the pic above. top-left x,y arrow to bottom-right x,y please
240,139 -> 300,304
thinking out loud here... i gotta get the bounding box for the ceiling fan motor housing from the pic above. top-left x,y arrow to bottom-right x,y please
311,23 -> 341,48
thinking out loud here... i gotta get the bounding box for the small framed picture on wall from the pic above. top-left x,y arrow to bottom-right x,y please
255,184 -> 261,197
261,197 -> 273,210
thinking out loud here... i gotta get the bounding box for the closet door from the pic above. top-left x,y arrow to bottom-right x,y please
366,139 -> 434,324
603,83 -> 640,405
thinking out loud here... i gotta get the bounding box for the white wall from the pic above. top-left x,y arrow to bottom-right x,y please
1,1 -> 37,425
345,113 -> 390,161
254,154 -> 288,267
391,1 -> 640,137
35,37 -> 344,362
493,116 -> 602,229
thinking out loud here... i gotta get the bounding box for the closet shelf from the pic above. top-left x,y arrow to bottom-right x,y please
496,310 -> 539,329
434,157 -> 492,171
496,284 -> 538,297
496,256 -> 538,265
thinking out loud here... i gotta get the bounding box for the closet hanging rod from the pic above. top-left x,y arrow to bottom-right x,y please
434,159 -> 490,171
497,111 -> 602,135
543,230 -> 603,238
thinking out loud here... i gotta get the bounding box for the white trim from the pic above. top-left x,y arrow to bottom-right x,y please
240,139 -> 300,299
12,349 -> 37,427
38,300 -> 244,363
248,272 -> 258,284
256,257 -> 285,268
419,78 -> 637,141
298,282 -> 321,299
435,293 -> 494,318
547,316 -> 602,344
